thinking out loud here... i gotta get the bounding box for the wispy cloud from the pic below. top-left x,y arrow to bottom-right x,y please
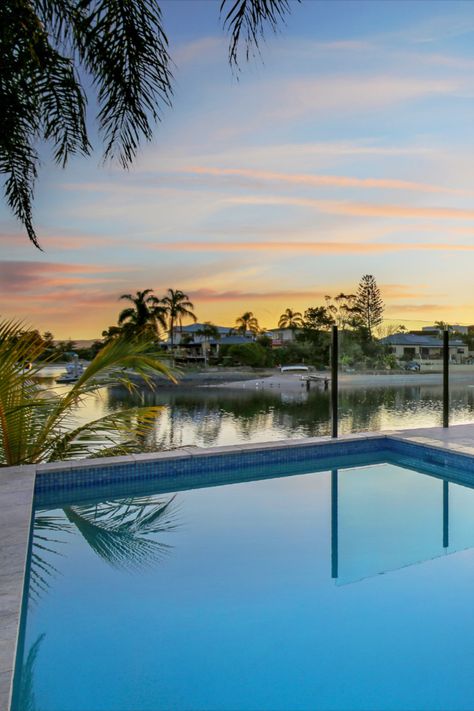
251,75 -> 460,124
184,165 -> 464,194
0,261 -> 134,293
150,241 -> 474,255
228,196 -> 474,221
188,288 -> 328,302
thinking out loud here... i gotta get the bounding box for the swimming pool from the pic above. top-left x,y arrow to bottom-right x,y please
9,435 -> 474,710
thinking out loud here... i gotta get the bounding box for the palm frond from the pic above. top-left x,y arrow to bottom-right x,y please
78,0 -> 173,168
0,320 -> 176,465
221,0 -> 294,68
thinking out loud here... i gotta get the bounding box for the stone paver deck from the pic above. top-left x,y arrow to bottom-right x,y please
2,424 -> 474,709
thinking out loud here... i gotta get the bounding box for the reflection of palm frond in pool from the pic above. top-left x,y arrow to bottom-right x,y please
29,515 -> 71,603
13,633 -> 45,711
29,496 -> 179,602
63,495 -> 179,570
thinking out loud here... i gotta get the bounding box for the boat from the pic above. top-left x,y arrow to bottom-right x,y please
280,365 -> 310,373
56,357 -> 84,384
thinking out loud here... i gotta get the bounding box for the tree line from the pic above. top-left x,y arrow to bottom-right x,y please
9,275 -> 387,366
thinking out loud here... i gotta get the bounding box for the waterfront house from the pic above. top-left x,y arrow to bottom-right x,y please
267,327 -> 301,347
379,333 -> 468,363
167,323 -> 254,362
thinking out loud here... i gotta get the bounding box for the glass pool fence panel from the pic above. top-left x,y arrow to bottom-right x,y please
333,317 -> 474,436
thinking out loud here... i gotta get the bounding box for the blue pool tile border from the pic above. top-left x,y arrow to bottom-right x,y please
32,433 -> 474,507
34,436 -> 387,497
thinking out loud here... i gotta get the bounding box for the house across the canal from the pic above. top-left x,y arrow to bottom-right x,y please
379,333 -> 468,363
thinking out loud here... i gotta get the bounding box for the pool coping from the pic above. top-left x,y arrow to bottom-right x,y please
3,424 -> 474,709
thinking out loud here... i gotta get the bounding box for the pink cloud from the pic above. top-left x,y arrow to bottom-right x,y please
150,241 -> 474,255
189,288 -> 328,302
229,196 -> 474,221
184,165 -> 462,195
0,261 -> 133,293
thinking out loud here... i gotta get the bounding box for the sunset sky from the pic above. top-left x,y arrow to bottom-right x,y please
2,0 -> 474,338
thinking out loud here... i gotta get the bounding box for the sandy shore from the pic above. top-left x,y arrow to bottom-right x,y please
40,362 -> 474,392
208,369 -> 474,392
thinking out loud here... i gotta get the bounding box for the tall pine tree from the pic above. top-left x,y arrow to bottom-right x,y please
354,275 -> 384,340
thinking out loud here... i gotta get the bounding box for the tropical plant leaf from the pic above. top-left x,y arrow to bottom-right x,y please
0,319 -> 176,465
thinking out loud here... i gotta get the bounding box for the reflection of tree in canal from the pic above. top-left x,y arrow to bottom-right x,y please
102,382 -> 474,447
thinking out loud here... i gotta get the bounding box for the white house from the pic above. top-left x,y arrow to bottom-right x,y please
379,333 -> 468,363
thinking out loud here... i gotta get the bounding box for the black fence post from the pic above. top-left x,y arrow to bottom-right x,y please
331,325 -> 338,438
443,328 -> 449,428
331,469 -> 338,579
443,480 -> 449,549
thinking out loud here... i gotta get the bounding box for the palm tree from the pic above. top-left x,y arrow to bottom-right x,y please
278,308 -> 303,330
0,319 -> 177,466
196,322 -> 221,367
161,289 -> 197,348
3,0 -> 294,248
118,289 -> 167,339
236,311 -> 259,335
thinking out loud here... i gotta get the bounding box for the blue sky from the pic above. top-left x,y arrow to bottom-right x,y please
2,0 -> 474,337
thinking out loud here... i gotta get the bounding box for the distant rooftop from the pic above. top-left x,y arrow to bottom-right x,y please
173,323 -> 233,334
380,334 -> 465,347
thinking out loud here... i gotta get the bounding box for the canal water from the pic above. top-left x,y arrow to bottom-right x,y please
41,367 -> 474,450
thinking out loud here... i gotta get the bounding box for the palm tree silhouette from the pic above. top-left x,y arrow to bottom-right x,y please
118,289 -> 167,338
196,322 -> 221,367
278,308 -> 303,329
161,289 -> 197,348
235,311 -> 259,335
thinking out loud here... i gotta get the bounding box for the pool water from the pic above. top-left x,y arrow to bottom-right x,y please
12,458 -> 474,710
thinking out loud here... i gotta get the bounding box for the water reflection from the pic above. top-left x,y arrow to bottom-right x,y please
331,465 -> 474,585
31,495 -> 179,601
15,459 -> 474,711
14,634 -> 44,711
99,382 -> 474,449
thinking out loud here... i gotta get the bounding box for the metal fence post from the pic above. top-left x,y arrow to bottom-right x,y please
331,469 -> 338,578
443,480 -> 449,548
443,328 -> 449,428
331,325 -> 338,438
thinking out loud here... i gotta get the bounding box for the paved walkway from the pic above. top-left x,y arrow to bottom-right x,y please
395,423 -> 474,456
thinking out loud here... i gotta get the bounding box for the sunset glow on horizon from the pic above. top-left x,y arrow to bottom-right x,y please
2,0 -> 474,338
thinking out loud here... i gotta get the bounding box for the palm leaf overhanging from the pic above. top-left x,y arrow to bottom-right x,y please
0,318 -> 177,466
221,0 -> 294,68
1,0 -> 295,247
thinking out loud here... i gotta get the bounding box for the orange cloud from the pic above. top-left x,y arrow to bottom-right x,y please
229,196 -> 474,221
1,231 -> 121,251
188,288 -> 328,302
184,165 -> 462,195
150,241 -> 474,255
